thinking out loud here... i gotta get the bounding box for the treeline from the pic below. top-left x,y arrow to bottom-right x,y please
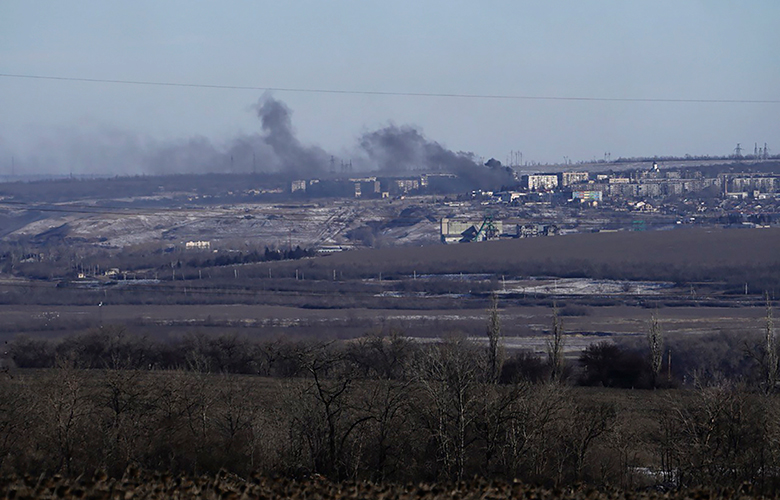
181,245 -> 316,270
0,241 -> 317,282
2,317 -> 780,489
1,322 -> 768,390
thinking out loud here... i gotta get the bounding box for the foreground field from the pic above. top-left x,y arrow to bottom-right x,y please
2,319 -> 779,493
0,473 -> 769,500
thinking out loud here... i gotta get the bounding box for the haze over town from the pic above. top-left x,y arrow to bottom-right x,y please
1,1 -> 778,176
4,3 -> 780,497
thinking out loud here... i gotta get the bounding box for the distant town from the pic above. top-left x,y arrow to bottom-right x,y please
275,155 -> 780,245
1,153 -> 779,285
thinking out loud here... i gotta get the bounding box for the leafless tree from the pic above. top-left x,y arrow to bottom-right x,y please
473,380 -> 529,475
763,295 -> 777,393
212,374 -> 257,460
40,358 -> 95,474
647,313 -> 664,388
564,402 -> 617,482
97,364 -> 148,474
291,342 -> 372,478
486,293 -> 503,384
0,375 -> 33,473
177,369 -> 217,473
745,295 -> 778,394
505,382 -> 569,481
414,337 -> 483,481
547,304 -> 565,383
669,380 -> 765,488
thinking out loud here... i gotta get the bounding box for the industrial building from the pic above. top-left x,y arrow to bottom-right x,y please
440,217 -> 503,243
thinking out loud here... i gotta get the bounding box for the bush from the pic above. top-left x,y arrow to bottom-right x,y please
578,341 -> 651,389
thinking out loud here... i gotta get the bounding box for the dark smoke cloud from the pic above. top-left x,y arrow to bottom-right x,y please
252,97 -> 328,174
144,95 -> 327,175
358,125 -> 514,189
9,96 -> 512,189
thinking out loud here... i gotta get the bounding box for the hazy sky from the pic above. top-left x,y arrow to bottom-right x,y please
1,1 -> 778,175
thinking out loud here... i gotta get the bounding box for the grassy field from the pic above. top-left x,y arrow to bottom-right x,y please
1,226 -> 777,348
290,226 -> 780,281
0,303 -> 769,345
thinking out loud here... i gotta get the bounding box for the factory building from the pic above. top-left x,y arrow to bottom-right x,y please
440,218 -> 504,243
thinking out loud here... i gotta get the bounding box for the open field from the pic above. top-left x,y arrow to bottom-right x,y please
0,302 -> 769,349
293,226 -> 780,281
1,226 -> 777,351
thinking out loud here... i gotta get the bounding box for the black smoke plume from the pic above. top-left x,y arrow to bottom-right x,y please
144,95 -> 327,175
358,125 -> 514,189
11,96 -> 513,190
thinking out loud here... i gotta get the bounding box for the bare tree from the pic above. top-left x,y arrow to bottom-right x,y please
213,374 -> 257,460
647,313 -> 664,388
763,295 -> 777,393
41,358 -> 95,474
547,304 -> 565,383
505,382 -> 569,482
0,375 -> 33,472
177,369 -> 217,473
356,378 -> 413,480
485,293 -> 503,384
414,337 -> 483,481
669,381 -> 764,488
745,294 -> 779,394
473,380 -> 529,475
564,402 -> 617,482
98,364 -> 147,474
292,342 -> 372,478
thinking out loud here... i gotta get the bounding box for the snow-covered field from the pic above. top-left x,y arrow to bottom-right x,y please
4,198 -> 446,249
498,277 -> 674,296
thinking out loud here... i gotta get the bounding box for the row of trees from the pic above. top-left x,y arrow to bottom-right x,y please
2,300 -> 778,488
3,336 -> 780,490
0,239 -> 316,282
182,245 -> 316,270
4,301 -> 775,390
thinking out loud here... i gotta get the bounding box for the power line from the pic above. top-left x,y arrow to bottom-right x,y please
1,72 -> 778,104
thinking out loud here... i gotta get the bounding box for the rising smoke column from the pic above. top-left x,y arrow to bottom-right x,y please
145,95 -> 327,175
251,95 -> 328,175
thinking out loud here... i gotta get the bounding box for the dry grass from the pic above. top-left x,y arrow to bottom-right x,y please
317,227 -> 780,273
0,472 -> 769,500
